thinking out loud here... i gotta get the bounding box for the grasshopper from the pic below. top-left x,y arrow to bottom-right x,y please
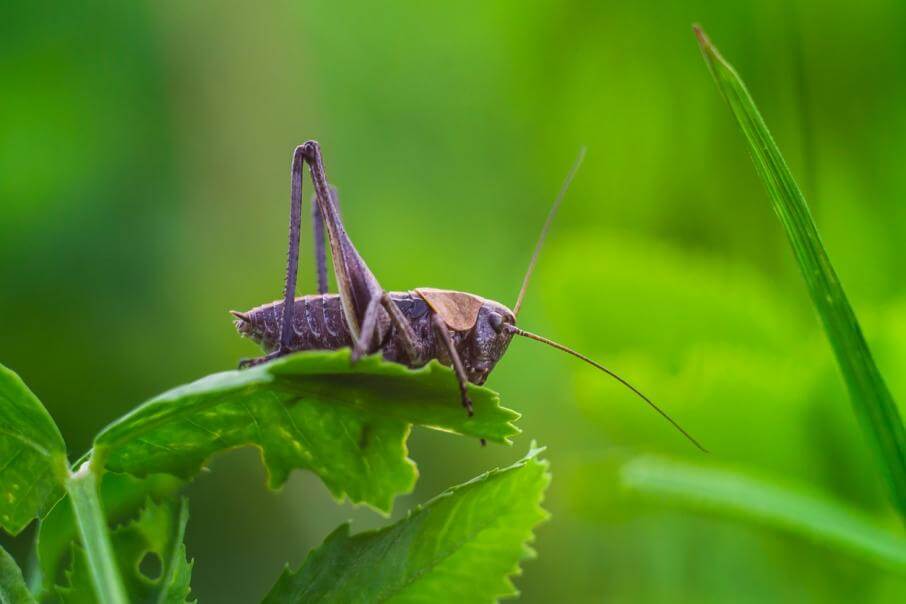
232,141 -> 704,451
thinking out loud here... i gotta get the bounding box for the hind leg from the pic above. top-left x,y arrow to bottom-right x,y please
311,186 -> 342,295
238,145 -> 306,369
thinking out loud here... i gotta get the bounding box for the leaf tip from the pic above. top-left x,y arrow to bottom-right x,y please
525,440 -> 547,462
691,23 -> 710,50
691,23 -> 724,70
692,23 -> 739,99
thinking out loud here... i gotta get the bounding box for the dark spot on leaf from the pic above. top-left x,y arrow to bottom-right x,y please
359,424 -> 371,450
139,551 -> 163,581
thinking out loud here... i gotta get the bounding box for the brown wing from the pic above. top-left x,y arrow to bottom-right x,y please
415,288 -> 484,331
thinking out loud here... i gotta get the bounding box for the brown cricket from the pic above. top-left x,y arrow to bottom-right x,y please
232,141 -> 705,451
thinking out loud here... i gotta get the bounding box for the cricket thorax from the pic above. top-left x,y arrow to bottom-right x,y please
413,289 -> 516,384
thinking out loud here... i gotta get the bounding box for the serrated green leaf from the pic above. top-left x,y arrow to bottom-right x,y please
57,497 -> 193,604
0,363 -> 68,536
53,549 -> 94,604
160,544 -> 193,604
263,445 -> 550,604
1,544 -> 35,604
93,350 -> 520,513
37,472 -> 184,600
694,25 -> 906,518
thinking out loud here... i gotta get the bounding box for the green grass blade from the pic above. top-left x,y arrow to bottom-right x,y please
619,455 -> 906,572
694,24 -> 906,518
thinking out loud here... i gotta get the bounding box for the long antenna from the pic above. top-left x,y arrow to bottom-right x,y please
508,325 -> 707,452
513,146 -> 586,317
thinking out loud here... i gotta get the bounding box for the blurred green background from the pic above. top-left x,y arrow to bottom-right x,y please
2,0 -> 905,601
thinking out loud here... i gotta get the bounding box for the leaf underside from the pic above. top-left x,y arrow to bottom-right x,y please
263,445 -> 551,604
695,26 -> 906,518
93,350 -> 520,513
0,363 -> 68,536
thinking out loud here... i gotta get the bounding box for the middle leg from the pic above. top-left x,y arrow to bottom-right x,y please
311,192 -> 328,295
311,186 -> 342,296
381,293 -> 428,365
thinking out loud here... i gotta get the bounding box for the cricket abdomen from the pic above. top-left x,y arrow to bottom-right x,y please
234,294 -> 352,354
233,292 -> 437,365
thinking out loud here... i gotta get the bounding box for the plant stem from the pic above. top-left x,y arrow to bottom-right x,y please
65,461 -> 128,604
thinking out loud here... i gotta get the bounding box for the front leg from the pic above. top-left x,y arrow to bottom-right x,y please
431,313 -> 474,416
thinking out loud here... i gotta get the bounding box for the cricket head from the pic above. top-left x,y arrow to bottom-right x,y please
460,300 -> 517,385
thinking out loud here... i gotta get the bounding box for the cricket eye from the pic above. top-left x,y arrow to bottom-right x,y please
488,312 -> 504,333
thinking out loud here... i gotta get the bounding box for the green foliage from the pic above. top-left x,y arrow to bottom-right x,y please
57,498 -> 193,604
7,2 -> 906,601
694,25 -> 906,518
0,353 -> 532,603
0,363 -> 68,536
1,544 -> 35,604
38,473 -> 185,599
94,350 -> 519,513
544,232 -> 803,358
263,446 -> 550,603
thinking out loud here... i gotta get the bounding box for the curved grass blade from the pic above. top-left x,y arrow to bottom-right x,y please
616,455 -> 906,573
0,363 -> 69,536
263,445 -> 550,603
93,349 -> 520,513
693,25 -> 906,519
